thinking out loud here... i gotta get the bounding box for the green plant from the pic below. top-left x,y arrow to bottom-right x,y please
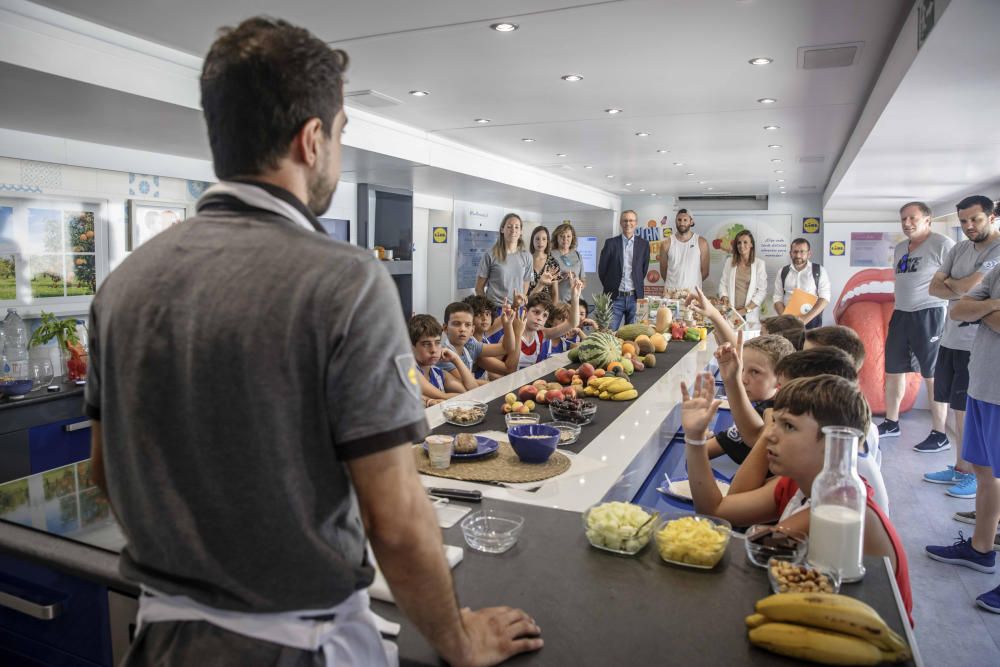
28,311 -> 79,350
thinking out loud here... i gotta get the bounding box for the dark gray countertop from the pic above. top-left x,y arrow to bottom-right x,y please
374,498 -> 917,667
0,380 -> 84,412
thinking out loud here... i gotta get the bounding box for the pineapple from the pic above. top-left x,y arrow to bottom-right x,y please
592,292 -> 614,332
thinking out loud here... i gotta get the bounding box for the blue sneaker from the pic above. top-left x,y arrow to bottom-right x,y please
926,534 -> 996,573
946,475 -> 978,499
977,585 -> 1000,613
923,465 -> 961,484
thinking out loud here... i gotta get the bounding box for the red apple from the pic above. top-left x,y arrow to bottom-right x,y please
518,385 -> 538,402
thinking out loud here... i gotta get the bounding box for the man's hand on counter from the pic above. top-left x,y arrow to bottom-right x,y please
348,445 -> 543,666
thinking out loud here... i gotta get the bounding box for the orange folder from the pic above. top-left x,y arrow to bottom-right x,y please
785,288 -> 819,316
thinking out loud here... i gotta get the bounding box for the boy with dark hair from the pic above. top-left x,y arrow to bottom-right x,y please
761,314 -> 805,350
681,373 -> 912,622
409,314 -> 477,406
774,347 -> 857,382
512,278 -> 583,369
804,325 -> 866,369
705,333 -> 795,464
438,301 -> 516,384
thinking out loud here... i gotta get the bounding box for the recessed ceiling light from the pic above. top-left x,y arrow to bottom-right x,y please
624,182 -> 632,186
757,98 -> 777,104
686,172 -> 695,176
651,193 -> 657,197
606,175 -> 615,179
638,188 -> 646,192
584,165 -> 593,169
561,74 -> 583,82
768,144 -> 782,149
521,138 -> 535,143
556,153 -> 567,157
474,118 -> 491,124
491,22 -> 518,32
774,170 -> 784,174
409,90 -> 429,97
698,181 -> 707,184
771,158 -> 783,163
706,187 -> 714,191
764,125 -> 780,131
673,162 -> 684,166
635,131 -> 650,137
776,179 -> 785,182
749,57 -> 773,66
605,108 -> 623,114
657,149 -> 669,154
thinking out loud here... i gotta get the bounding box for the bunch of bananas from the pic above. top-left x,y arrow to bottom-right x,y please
746,592 -> 911,665
584,375 -> 638,401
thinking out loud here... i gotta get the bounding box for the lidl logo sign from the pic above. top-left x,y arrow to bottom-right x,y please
829,241 -> 846,256
432,226 -> 448,244
802,217 -> 820,234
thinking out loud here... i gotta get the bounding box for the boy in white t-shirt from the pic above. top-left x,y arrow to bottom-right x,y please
511,278 -> 583,369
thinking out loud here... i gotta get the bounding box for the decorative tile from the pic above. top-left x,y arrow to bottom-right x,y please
0,183 -> 43,194
21,161 -> 62,188
128,173 -> 160,198
186,180 -> 209,200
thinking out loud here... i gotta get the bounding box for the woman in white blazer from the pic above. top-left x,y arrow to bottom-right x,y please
718,230 -> 768,329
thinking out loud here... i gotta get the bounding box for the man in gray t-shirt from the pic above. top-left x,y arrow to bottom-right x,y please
878,201 -> 955,450
87,18 -> 540,666
923,196 -> 1000,489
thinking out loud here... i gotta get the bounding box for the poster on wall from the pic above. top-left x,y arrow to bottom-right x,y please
639,215 -> 671,297
696,214 -> 793,314
578,236 -> 597,273
456,228 -> 498,290
849,232 -> 902,267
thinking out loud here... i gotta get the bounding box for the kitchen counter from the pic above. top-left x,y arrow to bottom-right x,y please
0,380 -> 84,412
374,497 -> 920,667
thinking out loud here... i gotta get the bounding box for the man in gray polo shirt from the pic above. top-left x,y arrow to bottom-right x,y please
923,196 -> 1000,499
87,17 -> 541,666
877,202 -> 955,452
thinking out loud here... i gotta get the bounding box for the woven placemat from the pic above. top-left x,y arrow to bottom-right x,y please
414,441 -> 571,483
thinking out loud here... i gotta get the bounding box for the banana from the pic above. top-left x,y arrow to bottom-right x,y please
599,391 -> 610,400
745,613 -> 769,628
587,376 -> 603,387
748,622 -> 883,666
611,389 -> 638,401
755,593 -> 909,657
605,379 -> 633,394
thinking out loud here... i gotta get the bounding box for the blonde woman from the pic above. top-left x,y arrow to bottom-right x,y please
476,213 -> 533,304
719,229 -> 768,328
551,222 -> 586,302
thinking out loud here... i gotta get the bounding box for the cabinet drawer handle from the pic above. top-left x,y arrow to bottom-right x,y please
64,420 -> 92,433
0,590 -> 64,620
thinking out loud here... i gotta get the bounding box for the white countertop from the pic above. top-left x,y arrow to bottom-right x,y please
421,338 -> 719,512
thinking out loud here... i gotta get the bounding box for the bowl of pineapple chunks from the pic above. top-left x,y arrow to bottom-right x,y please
654,512 -> 732,569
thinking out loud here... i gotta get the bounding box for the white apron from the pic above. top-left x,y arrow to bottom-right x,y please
137,587 -> 399,667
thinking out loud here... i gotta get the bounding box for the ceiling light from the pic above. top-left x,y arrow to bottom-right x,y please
673,162 -> 683,166
706,187 -> 714,190
757,98 -> 777,104
584,165 -> 593,169
657,149 -> 669,154
491,22 -> 518,32
624,182 -> 632,186
776,179 -> 785,182
651,193 -> 657,197
556,153 -> 567,157
605,108 -> 623,114
635,131 -> 650,137
774,170 -> 784,174
686,172 -> 695,176
638,188 -> 646,192
749,57 -> 773,66
521,138 -> 535,143
764,125 -> 780,130
606,175 -> 615,179
768,144 -> 782,149
698,181 -> 707,184
771,158 -> 783,163
561,74 -> 583,82
474,118 -> 491,124
409,90 -> 429,97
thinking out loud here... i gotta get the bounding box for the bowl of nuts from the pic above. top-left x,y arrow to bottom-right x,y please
548,421 -> 582,446
441,400 -> 487,427
768,558 -> 841,594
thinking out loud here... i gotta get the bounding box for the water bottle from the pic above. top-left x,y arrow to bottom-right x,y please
808,426 -> 867,582
74,320 -> 89,353
2,308 -> 29,380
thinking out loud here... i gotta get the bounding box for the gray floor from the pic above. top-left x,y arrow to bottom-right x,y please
885,410 -> 1000,666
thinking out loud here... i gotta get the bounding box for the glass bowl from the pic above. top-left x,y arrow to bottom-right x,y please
744,525 -> 808,569
653,512 -> 732,569
461,509 -> 524,554
548,399 -> 597,425
441,400 -> 488,427
768,557 -> 841,594
582,502 -> 659,556
505,412 -> 541,429
548,421 -> 582,446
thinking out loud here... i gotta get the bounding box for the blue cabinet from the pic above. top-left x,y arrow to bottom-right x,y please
0,553 -> 112,666
29,419 -> 92,475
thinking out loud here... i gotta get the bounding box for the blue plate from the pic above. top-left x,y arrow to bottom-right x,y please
424,436 -> 499,460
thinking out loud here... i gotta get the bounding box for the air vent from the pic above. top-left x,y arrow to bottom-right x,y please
798,155 -> 825,163
798,185 -> 819,190
344,89 -> 402,108
678,194 -> 768,210
798,42 -> 863,70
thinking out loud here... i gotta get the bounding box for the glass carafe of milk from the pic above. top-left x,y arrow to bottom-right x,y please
808,426 -> 867,582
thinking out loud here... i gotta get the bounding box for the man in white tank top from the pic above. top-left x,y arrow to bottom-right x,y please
659,209 -> 710,291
